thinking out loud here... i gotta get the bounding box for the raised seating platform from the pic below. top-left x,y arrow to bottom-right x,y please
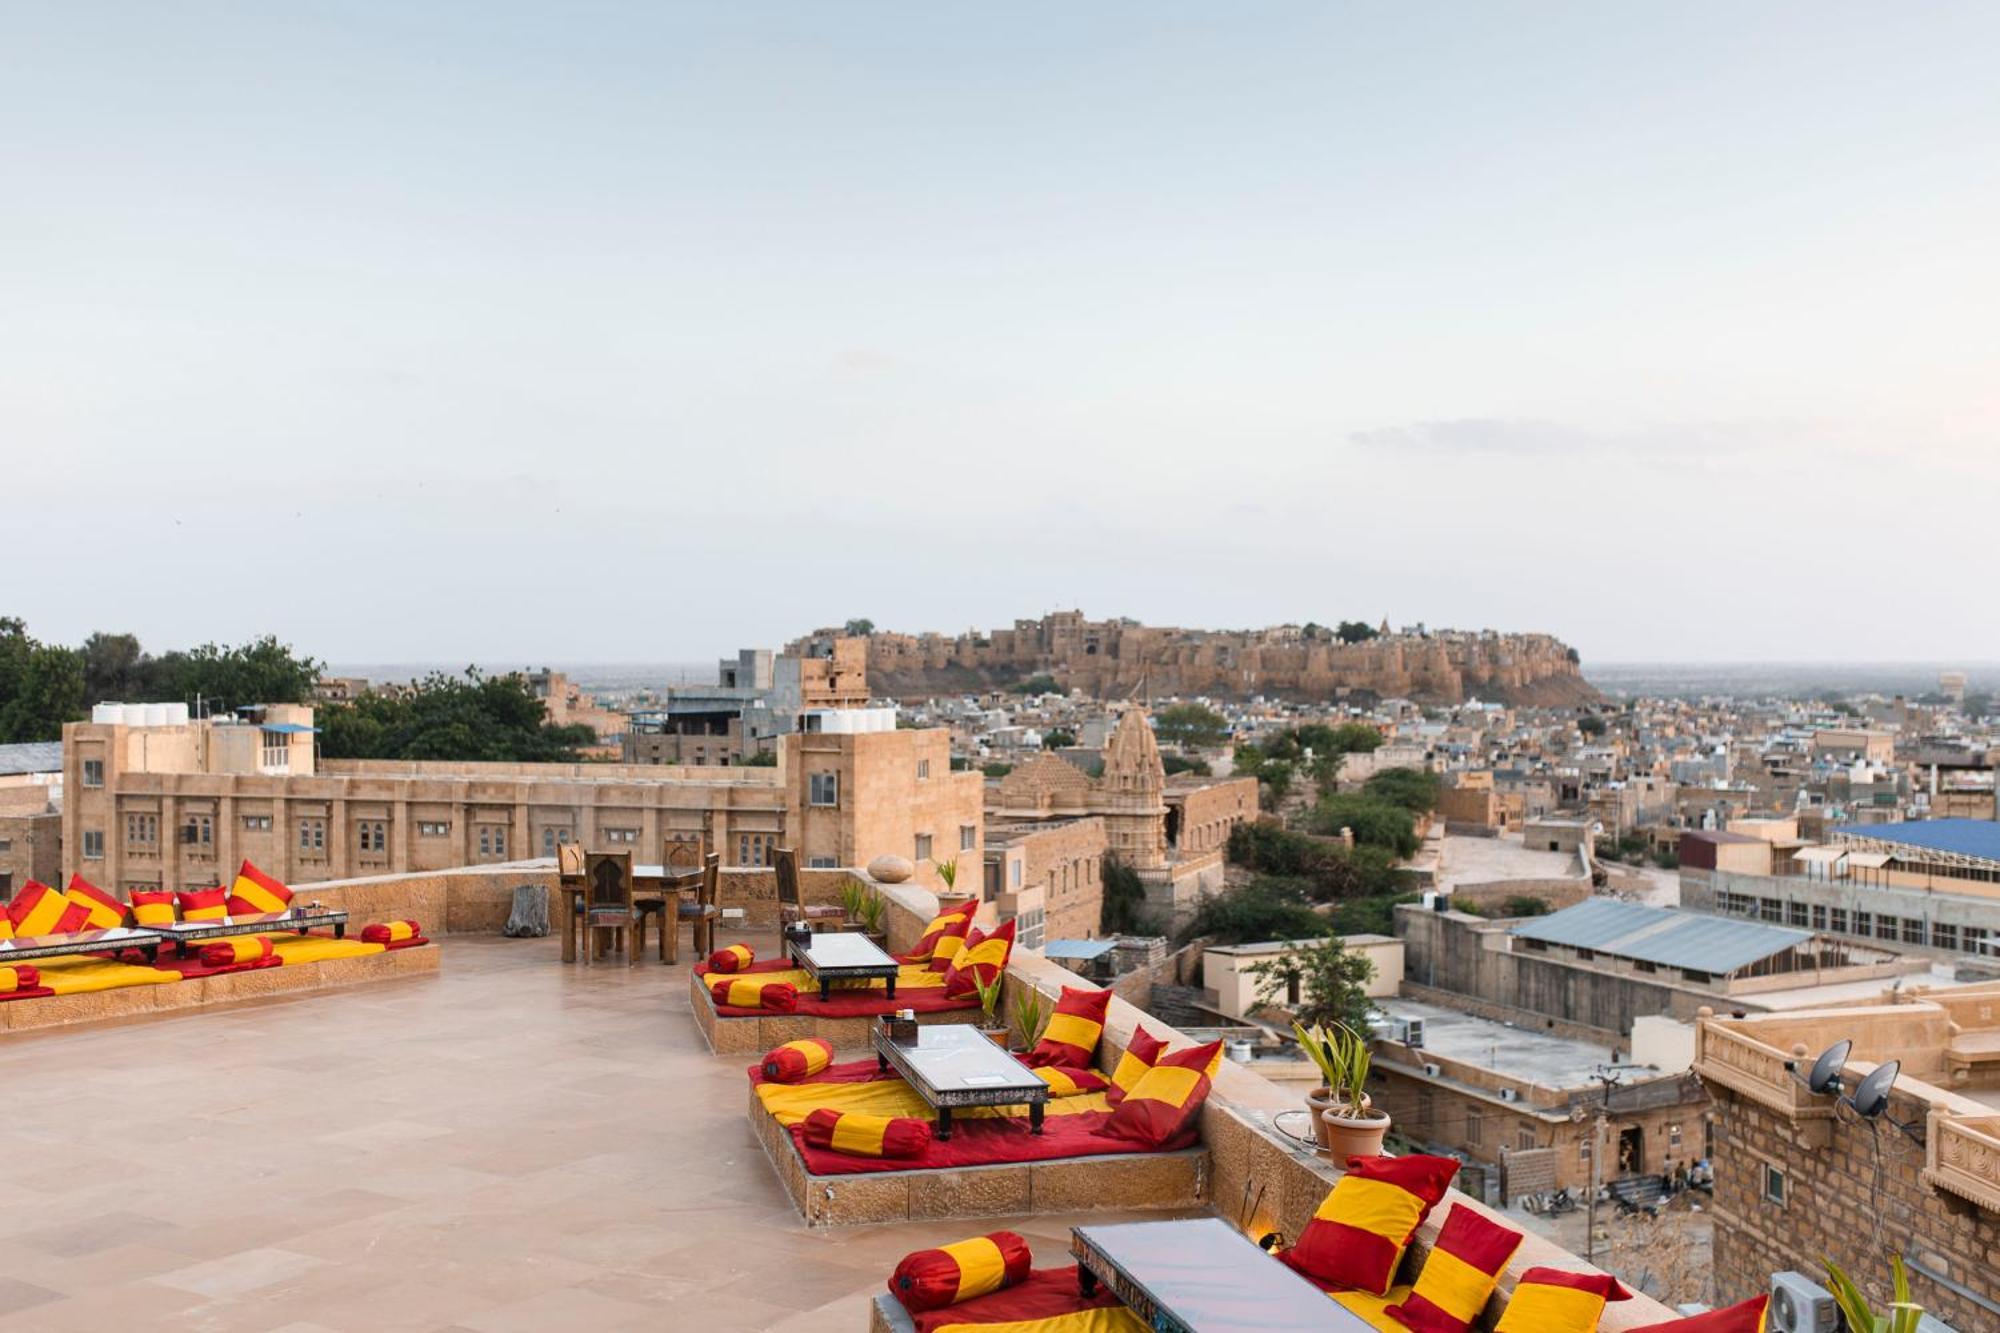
0,936 -> 438,1033
689,958 -> 979,1054
748,1056 -> 1209,1227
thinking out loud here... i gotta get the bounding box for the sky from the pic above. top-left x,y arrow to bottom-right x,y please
5,3 -> 1998,669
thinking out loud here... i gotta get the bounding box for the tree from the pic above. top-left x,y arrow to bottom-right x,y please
740,750 -> 777,767
1309,793 -> 1419,857
842,618 -> 875,637
1362,767 -> 1439,813
981,762 -> 1013,778
1041,728 -> 1077,749
149,636 -> 321,713
81,631 -> 149,703
0,618 -> 85,743
318,670 -> 595,763
1154,703 -> 1228,750
1100,855 -> 1148,935
1179,878 -> 1329,946
1010,674 -> 1059,695
1244,935 -> 1375,1029
1161,753 -> 1211,777
1336,621 -> 1380,644
1578,713 -> 1608,737
1260,759 -> 1296,809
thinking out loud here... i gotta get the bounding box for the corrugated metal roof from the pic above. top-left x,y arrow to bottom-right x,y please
0,741 -> 61,776
1511,897 -> 1812,974
1040,939 -> 1117,961
1834,818 -> 2000,864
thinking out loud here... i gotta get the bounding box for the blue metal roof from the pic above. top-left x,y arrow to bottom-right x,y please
1834,818 -> 2000,863
1041,939 -> 1117,961
1511,897 -> 1812,974
259,722 -> 319,734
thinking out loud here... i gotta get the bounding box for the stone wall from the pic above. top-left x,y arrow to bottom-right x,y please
1707,1079 -> 2000,1329
1446,877 -> 1593,914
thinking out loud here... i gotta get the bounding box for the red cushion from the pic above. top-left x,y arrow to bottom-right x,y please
226,860 -> 294,915
1098,1039 -> 1222,1148
1386,1203 -> 1524,1331
8,880 -> 91,936
1494,1266 -> 1634,1332
177,888 -> 228,922
889,1232 -> 1033,1312
710,977 -> 798,1012
942,918 -> 1016,998
129,889 -> 178,927
1107,1025 -> 1168,1105
1629,1294 -> 1768,1332
1281,1154 -> 1462,1296
1024,986 -> 1111,1068
64,875 -> 128,929
761,1038 -> 834,1083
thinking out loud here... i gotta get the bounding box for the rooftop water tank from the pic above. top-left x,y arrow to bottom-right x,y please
92,703 -> 127,724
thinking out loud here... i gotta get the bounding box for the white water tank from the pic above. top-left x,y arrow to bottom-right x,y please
161,703 -> 189,725
140,703 -> 169,727
92,703 -> 127,724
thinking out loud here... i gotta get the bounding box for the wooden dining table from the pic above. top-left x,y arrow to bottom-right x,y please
560,863 -> 703,965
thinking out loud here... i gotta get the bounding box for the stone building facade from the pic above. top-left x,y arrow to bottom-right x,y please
61,706 -> 977,895
984,817 -> 1108,947
1696,997 -> 2000,1329
0,794 -> 61,900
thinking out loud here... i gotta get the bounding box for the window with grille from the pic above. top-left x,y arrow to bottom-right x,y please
809,773 -> 838,806
126,813 -> 158,847
83,830 -> 105,858
82,759 -> 104,787
357,820 -> 388,855
299,818 -> 327,852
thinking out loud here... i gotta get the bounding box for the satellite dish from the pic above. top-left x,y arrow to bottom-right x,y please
1807,1040 -> 1852,1095
1847,1061 -> 1900,1119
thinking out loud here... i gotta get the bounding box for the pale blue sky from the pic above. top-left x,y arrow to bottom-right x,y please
6,4 -> 1997,666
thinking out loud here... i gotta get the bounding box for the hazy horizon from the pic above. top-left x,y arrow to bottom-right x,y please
9,4 -> 1999,663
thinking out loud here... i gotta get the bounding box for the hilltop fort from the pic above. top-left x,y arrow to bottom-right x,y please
790,609 -> 1596,706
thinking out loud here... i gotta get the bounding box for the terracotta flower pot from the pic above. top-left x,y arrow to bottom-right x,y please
1322,1106 -> 1391,1161
980,1025 -> 1011,1049
1305,1087 -> 1374,1154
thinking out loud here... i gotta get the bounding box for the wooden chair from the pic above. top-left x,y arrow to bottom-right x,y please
678,852 -> 722,958
774,847 -> 842,932
632,833 -> 703,962
582,851 -> 639,965
558,841 -> 587,962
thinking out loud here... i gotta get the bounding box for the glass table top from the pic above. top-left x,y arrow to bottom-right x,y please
1074,1218 -> 1374,1331
882,1023 -> 1045,1095
794,932 -> 896,969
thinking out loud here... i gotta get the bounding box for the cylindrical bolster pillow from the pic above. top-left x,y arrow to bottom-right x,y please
762,1038 -> 833,1083
1032,1066 -> 1110,1097
0,965 -> 41,992
361,920 -> 421,944
889,1231 -> 1032,1311
804,1108 -> 932,1160
711,978 -> 797,1012
199,936 -> 274,968
707,943 -> 755,973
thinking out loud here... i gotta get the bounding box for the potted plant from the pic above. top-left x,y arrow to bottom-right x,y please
934,858 -> 976,912
1299,1021 -> 1390,1159
1011,989 -> 1049,1055
838,878 -> 869,932
1825,1254 -> 1924,1333
1293,1021 -> 1349,1154
856,890 -> 888,950
972,972 -> 1010,1047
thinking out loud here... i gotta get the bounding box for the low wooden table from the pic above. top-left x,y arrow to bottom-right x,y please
787,930 -> 898,1002
1071,1217 -> 1374,1332
870,1022 -> 1047,1140
145,909 -> 349,958
0,926 -> 163,966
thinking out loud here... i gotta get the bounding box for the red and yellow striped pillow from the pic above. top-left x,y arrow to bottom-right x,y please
64,875 -> 128,930
1099,1038 -> 1222,1148
199,936 -> 274,968
1032,1065 -> 1110,1098
8,880 -> 91,937
903,901 -> 977,966
1494,1266 -> 1634,1332
1282,1154 -> 1462,1297
226,860 -> 294,916
177,888 -> 228,922
707,943 -> 755,973
710,977 -> 798,1012
802,1108 -> 932,1160
889,1231 -> 1032,1312
1025,985 -> 1111,1068
942,919 -> 1016,998
1630,1294 -> 1768,1332
361,920 -> 421,944
761,1037 -> 834,1083
0,914 -> 11,942
1106,1025 -> 1168,1105
1385,1203 -> 1524,1331
0,965 -> 40,992
129,889 -> 178,927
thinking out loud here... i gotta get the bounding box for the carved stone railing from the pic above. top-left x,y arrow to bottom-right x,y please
1924,1113 -> 2000,1214
1693,1016 -> 1832,1120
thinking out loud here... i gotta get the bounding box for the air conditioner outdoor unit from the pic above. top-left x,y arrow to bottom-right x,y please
1402,1018 -> 1425,1050
1498,1087 -> 1518,1103
1423,1062 -> 1441,1078
1766,1273 -> 1839,1333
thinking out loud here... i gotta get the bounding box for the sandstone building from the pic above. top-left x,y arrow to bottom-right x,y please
985,708 -> 1256,929
798,608 -> 1594,705
623,640 -> 871,766
61,703 -> 977,895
